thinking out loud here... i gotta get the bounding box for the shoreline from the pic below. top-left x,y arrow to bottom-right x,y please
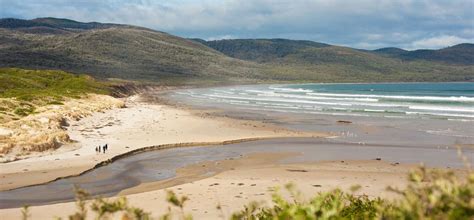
0,87 -> 472,219
0,93 -> 328,191
0,156 -> 435,219
1,136 -> 470,209
2,137 -> 314,193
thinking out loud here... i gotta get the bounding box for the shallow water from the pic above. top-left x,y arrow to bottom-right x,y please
172,83 -> 474,120
0,138 -> 471,209
168,83 -> 474,148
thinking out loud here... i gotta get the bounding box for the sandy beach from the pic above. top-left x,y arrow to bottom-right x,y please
0,90 -> 471,219
0,94 -> 324,191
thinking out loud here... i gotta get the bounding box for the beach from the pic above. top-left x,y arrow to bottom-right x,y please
0,84 -> 472,219
0,154 -> 419,219
0,93 -> 323,191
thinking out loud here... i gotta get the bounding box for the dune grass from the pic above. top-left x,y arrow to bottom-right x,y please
0,68 -> 109,101
0,68 -> 110,119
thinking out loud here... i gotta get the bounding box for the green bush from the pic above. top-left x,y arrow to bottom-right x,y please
47,100 -> 64,105
13,105 -> 35,116
232,167 -> 473,220
231,184 -> 382,220
379,167 -> 474,219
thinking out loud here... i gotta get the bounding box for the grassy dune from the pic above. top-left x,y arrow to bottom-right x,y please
0,68 -> 109,119
0,68 -> 109,99
0,68 -> 125,157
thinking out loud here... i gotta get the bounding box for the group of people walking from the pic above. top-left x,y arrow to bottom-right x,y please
95,144 -> 108,153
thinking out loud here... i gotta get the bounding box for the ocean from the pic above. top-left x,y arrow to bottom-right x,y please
174,82 -> 474,120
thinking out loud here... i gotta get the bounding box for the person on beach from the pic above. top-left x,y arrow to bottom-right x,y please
98,145 -> 101,153
105,144 -> 108,151
95,146 -> 98,153
102,145 -> 106,153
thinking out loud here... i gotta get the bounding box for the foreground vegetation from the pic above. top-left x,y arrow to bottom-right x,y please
21,166 -> 473,219
0,68 -> 109,120
232,167 -> 473,220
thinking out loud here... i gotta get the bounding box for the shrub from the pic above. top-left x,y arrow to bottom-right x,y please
379,167 -> 474,219
47,100 -> 64,105
231,184 -> 382,220
13,106 -> 35,116
232,167 -> 473,220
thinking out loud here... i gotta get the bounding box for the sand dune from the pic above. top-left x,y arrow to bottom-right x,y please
0,95 -> 125,160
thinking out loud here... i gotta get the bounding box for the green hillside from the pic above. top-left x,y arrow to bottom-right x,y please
373,43 -> 474,65
372,47 -> 408,56
0,18 -> 264,84
199,39 -> 474,82
200,39 -> 329,62
0,17 -> 120,30
1,18 -> 473,84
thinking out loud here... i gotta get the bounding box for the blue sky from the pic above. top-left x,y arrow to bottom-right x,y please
1,0 -> 473,50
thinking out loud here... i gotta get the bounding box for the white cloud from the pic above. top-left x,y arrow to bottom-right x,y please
207,35 -> 235,41
409,35 -> 474,50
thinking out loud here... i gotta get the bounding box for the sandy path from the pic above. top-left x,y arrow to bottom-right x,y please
0,95 -> 324,190
0,156 -> 414,220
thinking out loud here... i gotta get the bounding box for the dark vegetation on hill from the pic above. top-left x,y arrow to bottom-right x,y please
199,39 -> 474,66
0,18 -> 264,85
372,47 -> 408,56
0,17 -> 120,30
200,39 -> 330,62
0,17 -> 473,84
198,39 -> 473,82
0,17 -> 130,35
373,43 -> 474,65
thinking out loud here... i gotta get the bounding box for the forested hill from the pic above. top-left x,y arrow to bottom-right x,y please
199,38 -> 473,65
196,38 -> 473,82
0,18 -> 264,84
373,43 -> 474,65
0,17 -> 472,83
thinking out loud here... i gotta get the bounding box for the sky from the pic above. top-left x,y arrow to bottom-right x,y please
1,0 -> 473,50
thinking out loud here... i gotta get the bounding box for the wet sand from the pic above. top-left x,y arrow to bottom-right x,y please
1,137 -> 470,209
167,87 -> 474,149
0,154 -> 421,219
